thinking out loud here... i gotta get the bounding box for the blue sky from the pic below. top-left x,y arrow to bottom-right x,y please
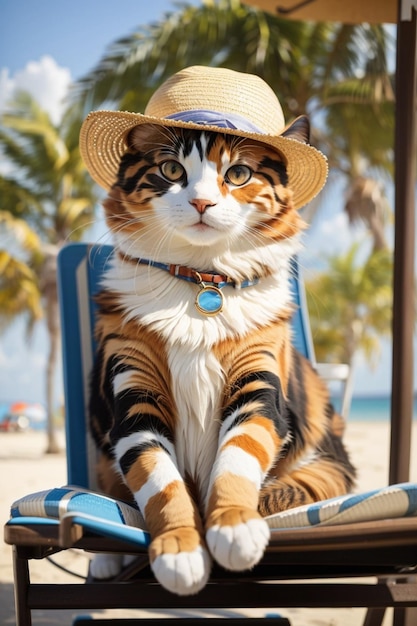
1,1 -> 201,79
0,0 -> 409,407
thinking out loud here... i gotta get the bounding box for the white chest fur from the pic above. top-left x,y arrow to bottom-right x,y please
102,247 -> 294,497
168,342 -> 223,498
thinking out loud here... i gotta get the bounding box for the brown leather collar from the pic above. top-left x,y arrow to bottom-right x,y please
119,252 -> 260,288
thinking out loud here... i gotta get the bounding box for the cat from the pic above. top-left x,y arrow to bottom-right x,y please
88,119 -> 355,596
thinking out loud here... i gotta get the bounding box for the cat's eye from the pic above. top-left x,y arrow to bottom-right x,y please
225,164 -> 252,186
160,160 -> 185,182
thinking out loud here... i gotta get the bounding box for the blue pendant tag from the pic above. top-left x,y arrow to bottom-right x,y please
195,285 -> 224,316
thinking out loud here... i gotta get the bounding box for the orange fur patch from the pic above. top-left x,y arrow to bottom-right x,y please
206,472 -> 259,517
145,480 -> 203,539
125,449 -> 158,493
149,527 -> 205,561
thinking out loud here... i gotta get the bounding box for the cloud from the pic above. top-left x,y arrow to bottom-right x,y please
0,55 -> 72,124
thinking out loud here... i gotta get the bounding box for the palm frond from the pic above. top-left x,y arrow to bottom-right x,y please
306,244 -> 393,366
0,211 -> 42,255
0,176 -> 45,219
0,250 -> 43,334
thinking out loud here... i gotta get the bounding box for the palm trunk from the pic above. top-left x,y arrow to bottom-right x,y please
340,359 -> 355,420
42,249 -> 61,454
45,310 -> 60,454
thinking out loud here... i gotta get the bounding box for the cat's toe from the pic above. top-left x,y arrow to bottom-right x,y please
206,514 -> 270,571
90,553 -> 124,579
151,545 -> 211,595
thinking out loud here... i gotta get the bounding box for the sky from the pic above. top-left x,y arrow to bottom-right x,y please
0,0 -> 411,409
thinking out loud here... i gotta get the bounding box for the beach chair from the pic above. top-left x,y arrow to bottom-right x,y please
4,242 -> 417,626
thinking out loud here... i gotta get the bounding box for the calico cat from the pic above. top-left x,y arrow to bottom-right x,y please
88,120 -> 355,595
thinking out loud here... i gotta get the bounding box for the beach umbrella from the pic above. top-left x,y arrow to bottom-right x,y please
244,0 -> 397,23
9,402 -> 29,415
9,402 -> 46,423
244,0 -> 417,486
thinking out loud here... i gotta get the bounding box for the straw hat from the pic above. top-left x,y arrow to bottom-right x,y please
80,66 -> 328,209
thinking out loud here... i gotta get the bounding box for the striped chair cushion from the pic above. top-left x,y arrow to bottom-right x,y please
11,487 -> 145,528
266,481 -> 417,529
10,483 -> 417,545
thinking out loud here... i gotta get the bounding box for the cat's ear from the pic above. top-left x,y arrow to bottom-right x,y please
126,123 -> 161,150
280,115 -> 310,144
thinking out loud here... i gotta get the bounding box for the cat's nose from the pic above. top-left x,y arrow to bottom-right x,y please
189,198 -> 216,214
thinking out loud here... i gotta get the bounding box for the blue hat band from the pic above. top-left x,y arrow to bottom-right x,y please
166,109 -> 265,134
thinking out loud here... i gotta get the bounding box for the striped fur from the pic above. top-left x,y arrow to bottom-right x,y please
89,122 -> 355,594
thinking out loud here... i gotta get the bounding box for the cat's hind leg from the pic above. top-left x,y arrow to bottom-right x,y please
258,455 -> 356,517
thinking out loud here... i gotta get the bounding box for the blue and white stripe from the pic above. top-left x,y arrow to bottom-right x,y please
10,483 -> 417,543
265,482 -> 417,529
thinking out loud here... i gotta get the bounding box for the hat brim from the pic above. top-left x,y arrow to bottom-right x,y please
79,110 -> 328,210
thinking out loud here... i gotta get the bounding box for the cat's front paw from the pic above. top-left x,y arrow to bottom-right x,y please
206,508 -> 270,571
90,553 -> 124,579
149,528 -> 212,595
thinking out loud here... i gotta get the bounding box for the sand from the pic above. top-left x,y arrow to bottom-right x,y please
1,421 -> 416,626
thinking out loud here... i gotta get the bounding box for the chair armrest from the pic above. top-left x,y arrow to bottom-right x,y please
315,363 -> 352,419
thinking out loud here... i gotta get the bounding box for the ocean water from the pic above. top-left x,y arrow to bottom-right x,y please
341,395 -> 417,422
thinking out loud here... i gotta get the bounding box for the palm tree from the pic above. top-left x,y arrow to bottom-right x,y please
72,0 -> 394,244
325,86 -> 394,250
305,243 -> 393,370
0,212 -> 43,334
74,0 -> 393,115
0,92 -> 97,452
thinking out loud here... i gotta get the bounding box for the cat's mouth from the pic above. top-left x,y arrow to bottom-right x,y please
189,213 -> 220,232
180,219 -> 225,246
193,222 -> 214,232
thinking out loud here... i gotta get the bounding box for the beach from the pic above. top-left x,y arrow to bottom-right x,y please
1,421 -> 416,626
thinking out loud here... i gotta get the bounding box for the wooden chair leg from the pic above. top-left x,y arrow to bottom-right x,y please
363,606 -> 417,626
362,607 -> 386,626
393,606 -> 417,626
393,576 -> 417,626
12,546 -> 32,626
